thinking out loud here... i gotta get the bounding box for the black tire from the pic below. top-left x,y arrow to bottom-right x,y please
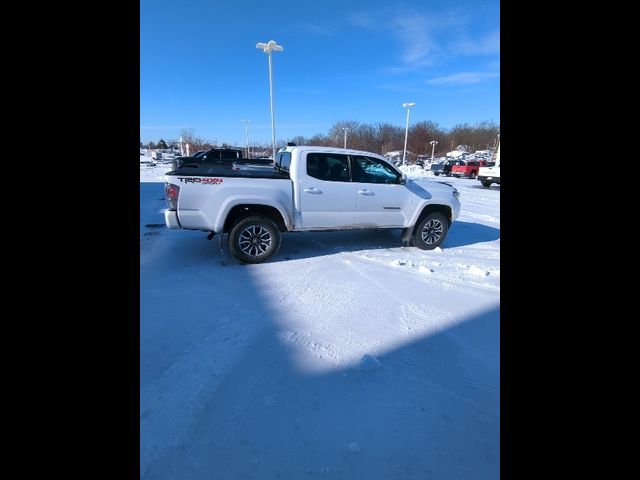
434,172 -> 440,176
229,215 -> 281,264
481,180 -> 492,187
469,171 -> 476,179
413,212 -> 449,250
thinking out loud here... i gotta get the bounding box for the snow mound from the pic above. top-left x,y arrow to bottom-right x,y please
357,354 -> 381,371
433,247 -> 443,253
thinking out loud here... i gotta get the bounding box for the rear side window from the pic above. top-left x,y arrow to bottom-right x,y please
276,151 -> 292,174
220,150 -> 239,160
306,153 -> 349,181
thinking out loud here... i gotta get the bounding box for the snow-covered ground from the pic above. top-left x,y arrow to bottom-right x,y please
140,161 -> 500,479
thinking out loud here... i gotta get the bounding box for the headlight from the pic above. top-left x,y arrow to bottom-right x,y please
453,188 -> 460,198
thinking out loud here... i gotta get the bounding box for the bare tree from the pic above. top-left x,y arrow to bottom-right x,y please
288,135 -> 308,146
445,121 -> 499,153
176,119 -> 498,160
180,128 -> 215,154
376,122 -> 404,154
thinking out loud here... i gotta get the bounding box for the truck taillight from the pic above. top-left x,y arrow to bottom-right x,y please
165,183 -> 180,210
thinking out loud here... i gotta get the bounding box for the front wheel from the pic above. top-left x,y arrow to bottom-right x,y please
413,212 -> 449,250
229,215 -> 281,263
469,171 -> 476,179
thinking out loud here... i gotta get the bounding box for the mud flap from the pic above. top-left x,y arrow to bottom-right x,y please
218,232 -> 225,254
401,226 -> 415,246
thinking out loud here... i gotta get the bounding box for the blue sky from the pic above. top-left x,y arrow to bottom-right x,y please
140,0 -> 499,145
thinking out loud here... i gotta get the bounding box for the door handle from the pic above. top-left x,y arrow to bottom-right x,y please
358,189 -> 375,195
304,187 -> 323,194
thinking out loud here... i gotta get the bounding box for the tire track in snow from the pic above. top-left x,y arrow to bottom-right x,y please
344,251 -> 499,297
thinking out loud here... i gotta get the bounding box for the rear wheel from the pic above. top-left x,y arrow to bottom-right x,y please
481,180 -> 492,187
229,215 -> 281,263
469,171 -> 477,179
413,212 -> 449,250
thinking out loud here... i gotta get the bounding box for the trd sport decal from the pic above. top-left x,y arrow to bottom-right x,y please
176,177 -> 223,185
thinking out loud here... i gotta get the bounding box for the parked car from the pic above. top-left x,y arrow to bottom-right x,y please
430,162 -> 445,175
441,159 -> 465,177
172,148 -> 273,170
451,160 -> 488,179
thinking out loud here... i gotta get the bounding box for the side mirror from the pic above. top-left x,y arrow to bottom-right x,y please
400,173 -> 407,184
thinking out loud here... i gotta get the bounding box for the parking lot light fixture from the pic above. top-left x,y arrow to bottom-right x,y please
430,140 -> 438,162
241,119 -> 251,157
402,102 -> 415,165
256,40 -> 284,160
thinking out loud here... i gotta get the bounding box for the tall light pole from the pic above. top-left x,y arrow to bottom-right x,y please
430,140 -> 438,163
401,102 -> 415,165
256,40 -> 284,160
241,119 -> 251,158
343,127 -> 348,148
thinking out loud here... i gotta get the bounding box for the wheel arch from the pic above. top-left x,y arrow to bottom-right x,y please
223,204 -> 288,233
416,204 -> 453,226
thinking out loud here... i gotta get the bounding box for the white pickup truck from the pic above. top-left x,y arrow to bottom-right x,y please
164,145 -> 461,263
478,142 -> 500,188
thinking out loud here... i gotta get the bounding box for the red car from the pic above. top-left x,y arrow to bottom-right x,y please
451,160 -> 488,179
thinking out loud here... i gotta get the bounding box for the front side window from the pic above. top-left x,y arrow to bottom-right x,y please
351,156 -> 401,184
306,153 -> 350,182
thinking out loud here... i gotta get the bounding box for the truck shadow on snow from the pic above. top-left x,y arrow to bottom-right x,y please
469,184 -> 500,191
442,221 -> 500,248
277,229 -> 405,261
273,221 -> 499,261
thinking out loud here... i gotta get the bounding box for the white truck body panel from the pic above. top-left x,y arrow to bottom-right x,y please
172,176 -> 293,233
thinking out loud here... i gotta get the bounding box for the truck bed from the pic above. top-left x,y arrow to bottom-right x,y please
168,166 -> 289,180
